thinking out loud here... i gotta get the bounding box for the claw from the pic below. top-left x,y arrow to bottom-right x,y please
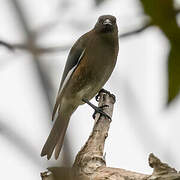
92,107 -> 111,120
96,89 -> 116,102
82,98 -> 111,120
95,89 -> 109,102
92,105 -> 109,119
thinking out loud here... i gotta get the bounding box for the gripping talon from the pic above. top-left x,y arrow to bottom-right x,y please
93,110 -> 111,120
95,94 -> 100,102
96,89 -> 116,102
82,98 -> 111,120
96,89 -> 109,102
95,89 -> 111,102
92,104 -> 110,119
100,105 -> 109,108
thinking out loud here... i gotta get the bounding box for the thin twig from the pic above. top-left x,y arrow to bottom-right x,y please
119,21 -> 152,38
0,40 -> 70,54
0,40 -> 14,50
37,45 -> 70,54
1,21 -> 152,53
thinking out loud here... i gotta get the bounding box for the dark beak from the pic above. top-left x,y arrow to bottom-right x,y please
103,19 -> 112,26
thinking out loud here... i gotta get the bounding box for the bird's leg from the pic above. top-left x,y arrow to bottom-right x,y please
95,88 -> 116,102
82,98 -> 111,120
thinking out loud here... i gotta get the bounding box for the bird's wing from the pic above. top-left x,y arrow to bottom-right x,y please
59,47 -> 85,94
52,34 -> 89,120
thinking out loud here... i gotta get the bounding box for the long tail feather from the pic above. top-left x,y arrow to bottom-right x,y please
41,113 -> 70,159
55,125 -> 68,159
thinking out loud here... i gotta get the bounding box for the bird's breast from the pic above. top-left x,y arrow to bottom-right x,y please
65,34 -> 118,102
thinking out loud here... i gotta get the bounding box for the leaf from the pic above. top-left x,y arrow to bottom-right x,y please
167,45 -> 180,104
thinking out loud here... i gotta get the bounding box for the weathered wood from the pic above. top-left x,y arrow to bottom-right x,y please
41,91 -> 180,180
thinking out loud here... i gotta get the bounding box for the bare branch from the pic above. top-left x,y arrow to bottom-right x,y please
73,91 -> 115,173
41,92 -> 180,180
72,91 -> 148,180
41,92 -> 148,180
0,40 -> 14,50
0,41 -> 29,51
119,21 -> 152,38
36,45 -> 70,54
0,39 -> 69,54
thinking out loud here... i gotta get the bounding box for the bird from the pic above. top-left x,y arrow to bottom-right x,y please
41,15 -> 119,160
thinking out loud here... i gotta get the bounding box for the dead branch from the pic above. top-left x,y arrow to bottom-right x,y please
1,20 -> 154,53
0,40 -> 15,50
40,91 -> 180,180
0,40 -> 70,54
119,21 -> 152,39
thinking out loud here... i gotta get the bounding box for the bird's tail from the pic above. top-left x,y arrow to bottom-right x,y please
41,105 -> 75,159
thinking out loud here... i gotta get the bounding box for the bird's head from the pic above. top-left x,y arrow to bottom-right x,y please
94,15 -> 118,34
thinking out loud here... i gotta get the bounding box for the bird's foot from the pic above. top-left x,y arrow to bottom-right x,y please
92,105 -> 110,119
82,98 -> 111,120
95,88 -> 116,102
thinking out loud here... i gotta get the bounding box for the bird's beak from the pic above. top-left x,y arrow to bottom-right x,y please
103,19 -> 112,25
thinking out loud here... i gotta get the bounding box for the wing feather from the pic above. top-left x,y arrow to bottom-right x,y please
52,33 -> 89,120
